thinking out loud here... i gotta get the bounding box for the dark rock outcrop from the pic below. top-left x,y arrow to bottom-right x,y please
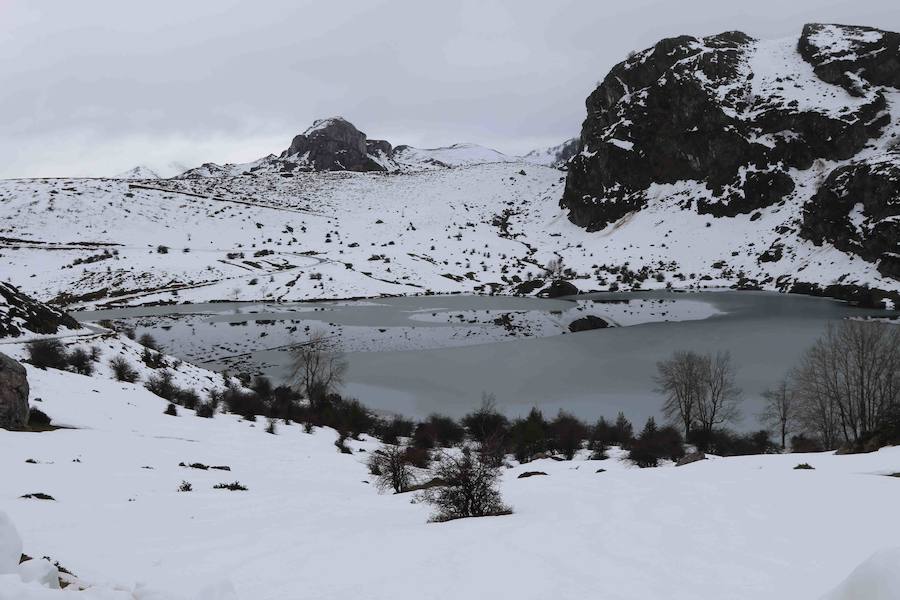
800,151 -> 900,279
538,280 -> 579,298
0,352 -> 29,430
799,24 -> 900,92
281,117 -> 391,172
0,282 -> 80,339
568,315 -> 611,332
561,24 -> 892,231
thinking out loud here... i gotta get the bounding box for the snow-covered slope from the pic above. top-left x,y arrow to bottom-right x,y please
1,352 -> 899,599
523,138 -> 578,168
0,158 -> 897,308
393,143 -> 521,169
114,166 -> 161,180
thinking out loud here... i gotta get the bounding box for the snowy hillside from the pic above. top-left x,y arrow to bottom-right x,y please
0,158 -> 897,309
114,166 -> 161,180
1,350 -> 899,599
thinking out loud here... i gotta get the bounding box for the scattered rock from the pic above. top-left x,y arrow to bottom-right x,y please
19,493 -> 55,501
675,452 -> 707,466
517,471 -> 548,479
539,279 -> 579,298
568,315 -> 610,332
794,463 -> 815,470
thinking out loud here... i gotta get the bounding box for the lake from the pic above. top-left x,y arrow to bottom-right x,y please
76,291 -> 898,428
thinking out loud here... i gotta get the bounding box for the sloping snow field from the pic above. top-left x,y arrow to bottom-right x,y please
2,355 -> 899,600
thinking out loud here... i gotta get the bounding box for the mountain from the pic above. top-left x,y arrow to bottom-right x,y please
393,142 -> 520,169
175,117 -> 524,178
114,165 -> 161,180
0,282 -> 81,338
561,23 -> 900,296
524,138 -> 579,168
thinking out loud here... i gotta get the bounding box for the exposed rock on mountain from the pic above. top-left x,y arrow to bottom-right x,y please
281,117 -> 394,172
0,352 -> 29,430
524,138 -> 579,169
801,151 -> 900,279
0,282 -> 80,339
561,23 -> 900,290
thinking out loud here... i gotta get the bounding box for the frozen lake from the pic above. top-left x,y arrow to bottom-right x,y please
76,291 -> 898,427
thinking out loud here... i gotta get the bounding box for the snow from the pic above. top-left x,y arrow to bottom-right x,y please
822,547 -> 900,600
2,355 -> 900,599
114,166 -> 161,180
393,143 -> 521,169
0,512 -> 21,575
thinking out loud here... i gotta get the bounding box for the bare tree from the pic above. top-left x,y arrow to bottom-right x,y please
655,350 -> 704,438
656,350 -> 741,440
791,321 -> 900,449
695,351 -> 742,438
368,445 -> 415,493
761,378 -> 798,450
289,331 -> 347,409
544,257 -> 565,278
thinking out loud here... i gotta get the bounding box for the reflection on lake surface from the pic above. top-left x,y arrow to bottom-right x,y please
77,291 -> 898,428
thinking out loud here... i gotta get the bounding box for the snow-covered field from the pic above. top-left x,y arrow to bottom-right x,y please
1,158 -> 895,311
2,350 -> 900,600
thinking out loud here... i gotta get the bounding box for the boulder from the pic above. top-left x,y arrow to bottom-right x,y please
539,280 -> 579,298
568,315 -> 610,332
0,352 -> 29,430
675,451 -> 706,466
517,471 -> 548,479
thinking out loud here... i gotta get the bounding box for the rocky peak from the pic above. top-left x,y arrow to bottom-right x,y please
0,282 -> 80,339
281,117 -> 393,172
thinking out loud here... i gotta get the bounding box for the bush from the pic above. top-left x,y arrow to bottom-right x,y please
368,445 -> 415,493
175,388 -> 201,410
141,348 -> 165,369
377,416 -> 415,445
550,410 -> 588,460
138,333 -> 160,351
508,408 -> 549,463
26,339 -> 69,370
628,417 -> 685,468
422,446 -> 512,522
110,356 -> 140,382
196,402 -> 216,418
178,481 -> 193,492
213,481 -> 248,491
145,371 -> 178,401
689,429 -> 777,456
164,403 -> 178,416
790,434 -> 823,453
794,463 -> 814,470
67,348 -> 94,376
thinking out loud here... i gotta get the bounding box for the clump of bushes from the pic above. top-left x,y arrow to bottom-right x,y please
421,446 -> 512,522
109,356 -> 140,382
628,417 -> 685,468
368,445 -> 416,493
26,339 -> 104,376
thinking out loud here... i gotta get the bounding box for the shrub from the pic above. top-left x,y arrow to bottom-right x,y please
689,429 -> 778,456
26,339 -> 69,370
213,481 -> 248,491
222,386 -> 267,419
628,417 -> 685,468
335,433 -> 352,454
790,434 -> 823,453
164,403 -> 178,416
378,416 -> 415,445
138,333 -> 160,351
550,410 -> 588,460
508,408 -> 549,463
412,415 -> 464,450
145,371 -> 178,401
110,357 -> 139,382
196,402 -> 216,418
422,446 -> 512,522
368,445 -> 415,493
178,481 -> 193,492
156,245 -> 169,254
266,418 -> 277,434
175,388 -> 201,410
141,348 -> 165,369
794,463 -> 814,470
67,348 -> 94,376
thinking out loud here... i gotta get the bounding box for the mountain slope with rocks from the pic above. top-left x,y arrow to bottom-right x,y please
561,23 -> 900,300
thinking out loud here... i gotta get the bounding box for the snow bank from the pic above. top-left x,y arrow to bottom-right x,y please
822,547 -> 900,600
0,511 -> 23,575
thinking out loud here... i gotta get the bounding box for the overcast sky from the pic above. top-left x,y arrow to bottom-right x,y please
2,0 -> 898,178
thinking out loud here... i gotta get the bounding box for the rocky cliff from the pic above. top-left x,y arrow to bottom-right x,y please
561,24 -> 900,289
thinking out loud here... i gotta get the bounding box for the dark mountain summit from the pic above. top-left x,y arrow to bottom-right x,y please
281,117 -> 394,172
